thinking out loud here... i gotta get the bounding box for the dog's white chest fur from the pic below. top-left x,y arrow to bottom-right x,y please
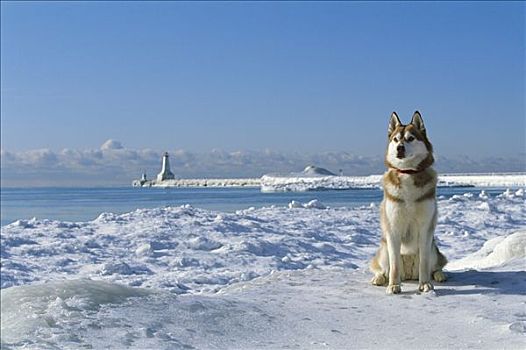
383,173 -> 437,255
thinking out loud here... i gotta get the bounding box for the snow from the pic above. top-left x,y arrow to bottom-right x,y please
132,172 -> 525,190
261,173 -> 526,192
300,165 -> 337,176
447,230 -> 526,270
150,178 -> 261,188
1,279 -> 151,346
1,188 -> 525,349
439,174 -> 526,188
261,174 -> 382,192
288,199 -> 327,209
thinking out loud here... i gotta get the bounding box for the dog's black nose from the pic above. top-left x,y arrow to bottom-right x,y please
397,145 -> 405,152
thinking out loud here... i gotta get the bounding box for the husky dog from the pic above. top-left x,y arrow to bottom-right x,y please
370,111 -> 447,294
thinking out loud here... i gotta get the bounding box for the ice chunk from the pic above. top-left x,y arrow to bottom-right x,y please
187,237 -> 222,251
1,279 -> 150,344
288,199 -> 326,209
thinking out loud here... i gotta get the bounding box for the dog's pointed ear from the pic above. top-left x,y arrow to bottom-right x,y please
411,111 -> 426,134
388,112 -> 401,137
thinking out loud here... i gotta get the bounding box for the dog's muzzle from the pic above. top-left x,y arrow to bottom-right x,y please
396,145 -> 405,159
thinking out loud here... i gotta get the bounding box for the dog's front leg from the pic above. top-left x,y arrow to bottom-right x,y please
386,233 -> 402,294
418,231 -> 434,292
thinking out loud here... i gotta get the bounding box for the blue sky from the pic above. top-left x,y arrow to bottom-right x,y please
1,1 -> 524,184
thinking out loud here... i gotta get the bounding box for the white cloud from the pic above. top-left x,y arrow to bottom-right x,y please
100,139 -> 124,151
0,142 -> 524,187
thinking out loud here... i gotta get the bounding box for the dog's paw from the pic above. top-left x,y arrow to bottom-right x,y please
386,284 -> 401,294
433,270 -> 447,283
418,282 -> 434,292
371,274 -> 387,286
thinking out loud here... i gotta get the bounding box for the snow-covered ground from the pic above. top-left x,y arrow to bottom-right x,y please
261,173 -> 526,192
1,188 -> 525,349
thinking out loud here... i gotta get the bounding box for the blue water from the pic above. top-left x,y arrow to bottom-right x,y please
0,186 -> 508,227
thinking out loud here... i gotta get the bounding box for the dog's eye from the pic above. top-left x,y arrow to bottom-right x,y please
406,136 -> 415,142
393,137 -> 399,142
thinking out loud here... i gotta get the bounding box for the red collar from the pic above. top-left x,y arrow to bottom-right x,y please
393,167 -> 425,175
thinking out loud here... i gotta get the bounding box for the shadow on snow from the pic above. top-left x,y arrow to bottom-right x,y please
436,270 -> 526,296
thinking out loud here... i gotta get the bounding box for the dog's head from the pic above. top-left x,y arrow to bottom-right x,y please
385,111 -> 434,171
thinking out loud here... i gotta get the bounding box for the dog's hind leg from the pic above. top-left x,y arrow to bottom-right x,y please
433,270 -> 447,282
370,238 -> 388,286
432,244 -> 448,282
417,209 -> 437,293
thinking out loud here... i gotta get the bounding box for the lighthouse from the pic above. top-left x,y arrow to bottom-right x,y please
157,152 -> 175,182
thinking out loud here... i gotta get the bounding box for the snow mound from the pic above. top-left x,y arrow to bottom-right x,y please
302,165 -> 336,176
261,165 -> 347,192
448,230 -> 526,270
